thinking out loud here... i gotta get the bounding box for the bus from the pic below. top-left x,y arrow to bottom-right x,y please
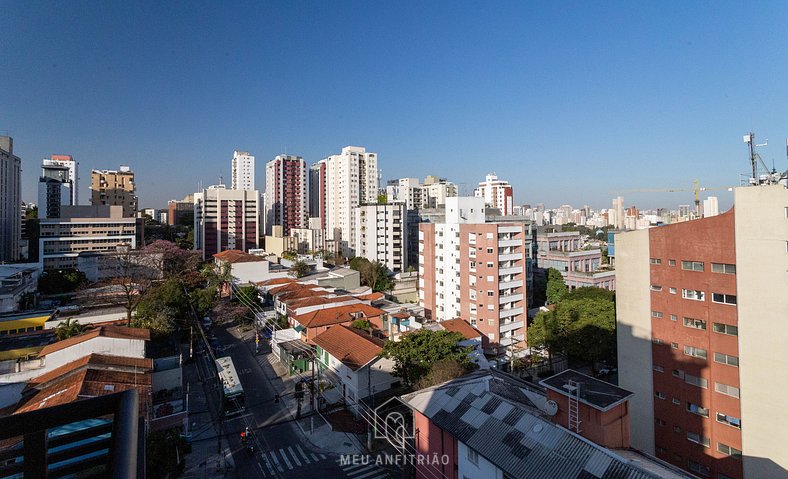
216,356 -> 245,416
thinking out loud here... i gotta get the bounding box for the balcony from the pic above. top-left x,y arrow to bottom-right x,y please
499,307 -> 524,319
498,280 -> 522,290
498,226 -> 522,234
0,390 -> 139,478
499,320 -> 524,333
499,293 -> 523,304
499,253 -> 523,262
497,239 -> 521,247
498,266 -> 521,276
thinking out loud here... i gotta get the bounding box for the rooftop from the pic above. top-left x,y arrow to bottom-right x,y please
213,249 -> 266,264
540,369 -> 634,412
438,318 -> 483,340
402,370 -> 666,479
38,325 -> 150,357
293,304 -> 387,329
312,326 -> 385,371
0,310 -> 55,323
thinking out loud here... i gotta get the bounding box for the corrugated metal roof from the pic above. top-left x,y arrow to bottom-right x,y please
402,370 -> 677,479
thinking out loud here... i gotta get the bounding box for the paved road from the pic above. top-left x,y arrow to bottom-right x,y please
210,324 -> 393,479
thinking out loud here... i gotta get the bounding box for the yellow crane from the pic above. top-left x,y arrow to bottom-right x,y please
613,179 -> 733,216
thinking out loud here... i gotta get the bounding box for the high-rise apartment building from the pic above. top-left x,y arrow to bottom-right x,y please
419,197 -> 534,359
90,166 -> 137,217
167,195 -> 194,226
231,150 -> 255,191
353,203 -> 407,272
264,155 -> 307,236
611,196 -> 625,230
703,196 -> 720,218
321,146 -> 378,256
616,184 -> 788,479
386,176 -> 458,210
193,185 -> 260,259
38,162 -> 71,219
0,136 -> 21,262
46,155 -> 78,205
308,162 -> 327,229
474,173 -> 514,216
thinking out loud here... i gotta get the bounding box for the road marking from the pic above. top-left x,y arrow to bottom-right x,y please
260,454 -> 276,476
288,446 -> 302,467
319,453 -> 327,459
268,449 -> 284,473
257,463 -> 264,475
342,463 -> 367,473
296,445 -> 311,463
278,448 -> 293,469
355,469 -> 387,479
310,452 -> 319,462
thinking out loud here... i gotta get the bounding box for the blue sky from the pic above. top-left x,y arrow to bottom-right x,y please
2,1 -> 787,210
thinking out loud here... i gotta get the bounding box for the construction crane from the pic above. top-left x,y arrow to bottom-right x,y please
613,179 -> 733,217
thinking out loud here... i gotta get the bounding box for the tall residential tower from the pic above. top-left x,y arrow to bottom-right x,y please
264,154 -> 307,236
0,136 -> 21,262
231,150 -> 255,191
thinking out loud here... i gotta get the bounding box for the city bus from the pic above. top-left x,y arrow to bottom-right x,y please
216,356 -> 245,416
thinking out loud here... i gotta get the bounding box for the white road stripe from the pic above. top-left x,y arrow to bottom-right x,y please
319,453 -> 327,459
278,448 -> 293,470
295,445 -> 311,464
269,450 -> 284,473
354,469 -> 386,479
310,452 -> 319,462
287,446 -> 302,467
260,454 -> 276,476
342,463 -> 367,473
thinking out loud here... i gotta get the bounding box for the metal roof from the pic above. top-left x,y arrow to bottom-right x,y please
402,370 -> 670,479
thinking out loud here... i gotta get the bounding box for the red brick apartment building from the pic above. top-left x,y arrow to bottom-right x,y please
616,184 -> 788,479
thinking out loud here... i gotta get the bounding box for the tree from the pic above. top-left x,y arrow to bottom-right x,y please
145,428 -> 191,478
54,318 -> 88,341
289,260 -> 311,278
349,257 -> 394,292
351,319 -> 372,333
38,269 -> 87,295
545,267 -> 568,304
144,240 -> 201,277
377,194 -> 387,205
133,277 -> 190,336
415,359 -> 473,389
281,250 -> 298,261
380,329 -> 472,387
102,249 -> 162,323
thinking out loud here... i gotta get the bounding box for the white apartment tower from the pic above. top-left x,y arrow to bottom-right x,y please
354,203 -> 407,272
46,155 -> 79,205
703,196 -> 720,217
193,185 -> 260,260
321,146 -> 379,256
231,150 -> 255,191
474,173 -> 514,216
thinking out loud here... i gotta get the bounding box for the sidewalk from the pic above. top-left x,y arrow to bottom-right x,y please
236,327 -> 366,457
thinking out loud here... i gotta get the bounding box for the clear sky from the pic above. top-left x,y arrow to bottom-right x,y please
2,1 -> 788,211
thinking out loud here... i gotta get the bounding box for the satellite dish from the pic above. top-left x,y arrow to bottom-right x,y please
545,400 -> 559,416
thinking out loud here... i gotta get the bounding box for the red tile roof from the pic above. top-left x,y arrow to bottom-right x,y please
356,292 -> 385,302
268,282 -> 319,296
440,319 -> 483,340
38,326 -> 150,357
293,304 -> 387,328
213,250 -> 265,264
312,326 -> 385,371
257,278 -> 296,287
26,354 -> 153,390
287,295 -> 357,310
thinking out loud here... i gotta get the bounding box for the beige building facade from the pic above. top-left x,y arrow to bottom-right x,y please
90,166 -> 138,217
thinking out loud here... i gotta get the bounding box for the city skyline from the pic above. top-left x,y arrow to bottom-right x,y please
3,2 -> 788,209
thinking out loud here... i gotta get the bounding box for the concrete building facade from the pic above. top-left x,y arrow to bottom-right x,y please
474,173 -> 513,216
419,197 -> 533,357
320,146 -> 378,256
231,150 -> 255,191
264,154 -> 307,236
193,185 -> 260,259
616,184 -> 788,479
353,203 -> 407,272
46,155 -> 78,205
90,166 -> 137,217
0,137 -> 21,263
537,231 -> 616,290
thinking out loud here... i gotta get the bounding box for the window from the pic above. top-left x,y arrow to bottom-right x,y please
655,391 -> 666,399
673,425 -> 682,433
669,259 -> 676,266
712,293 -> 737,305
717,412 -> 741,429
717,443 -> 742,458
687,459 -> 711,477
681,261 -> 704,271
487,290 -> 494,296
672,369 -> 684,378
653,365 -> 664,372
711,263 -> 736,274
672,398 -> 681,405
715,382 -> 740,398
486,248 -> 493,254
685,373 -> 708,389
714,352 -> 739,367
650,258 -> 662,264
669,287 -> 677,294
687,431 -> 710,447
684,317 -> 706,330
652,338 -> 664,345
650,284 -> 663,292
687,402 -> 709,417
467,448 -> 478,465
682,289 -> 705,301
713,323 -> 738,336
684,345 -> 707,360
651,311 -> 663,318
655,418 -> 666,426
671,342 -> 679,349
670,314 -> 677,321
470,318 -> 477,326
486,262 -> 494,268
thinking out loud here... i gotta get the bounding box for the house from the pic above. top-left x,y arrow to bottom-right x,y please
213,249 -> 290,287
292,303 -> 387,343
313,325 -> 398,409
428,318 -> 491,369
401,369 -> 692,479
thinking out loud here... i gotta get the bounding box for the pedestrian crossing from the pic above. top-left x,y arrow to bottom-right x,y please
255,444 -> 327,477
339,461 -> 390,479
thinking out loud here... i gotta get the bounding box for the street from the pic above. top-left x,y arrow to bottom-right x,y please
189,321 -> 393,479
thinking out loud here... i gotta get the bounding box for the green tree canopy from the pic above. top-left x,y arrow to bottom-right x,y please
289,260 -> 311,278
545,267 -> 568,304
380,329 -> 472,387
349,257 -> 394,292
38,269 -> 87,295
54,318 -> 88,341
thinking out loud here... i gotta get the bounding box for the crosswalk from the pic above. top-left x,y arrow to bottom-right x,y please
339,461 -> 390,479
255,444 -> 327,477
